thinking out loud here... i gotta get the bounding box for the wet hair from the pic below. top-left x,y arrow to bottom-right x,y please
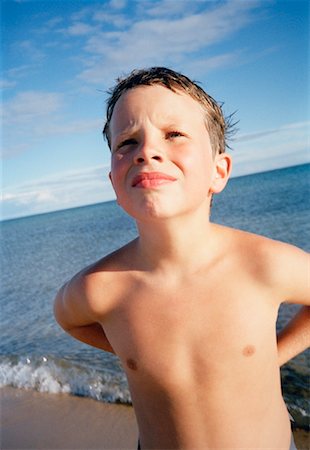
103,67 -> 236,155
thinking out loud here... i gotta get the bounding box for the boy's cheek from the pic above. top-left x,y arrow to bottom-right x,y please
109,169 -> 120,188
110,157 -> 123,180
108,171 -> 117,194
109,164 -> 128,195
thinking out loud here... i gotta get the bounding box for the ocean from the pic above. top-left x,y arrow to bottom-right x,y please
1,164 -> 309,429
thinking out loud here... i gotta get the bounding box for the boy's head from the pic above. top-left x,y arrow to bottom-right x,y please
103,67 -> 231,157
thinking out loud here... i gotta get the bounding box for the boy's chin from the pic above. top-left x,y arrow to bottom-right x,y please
119,198 -> 211,223
117,197 -> 175,221
123,205 -> 175,222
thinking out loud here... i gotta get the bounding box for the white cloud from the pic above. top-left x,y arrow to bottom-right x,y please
1,165 -> 115,220
184,52 -> 241,78
234,121 -> 310,143
12,39 -> 45,62
0,79 -> 16,89
2,189 -> 58,206
145,0 -> 197,17
67,22 -> 94,36
3,91 -> 63,124
109,0 -> 127,10
2,64 -> 39,91
92,11 -> 129,27
5,64 -> 34,80
70,6 -> 95,22
1,91 -> 103,158
1,90 -> 65,158
78,1 -> 259,85
232,121 -> 310,177
45,17 -> 63,29
31,118 -> 103,138
1,143 -> 30,159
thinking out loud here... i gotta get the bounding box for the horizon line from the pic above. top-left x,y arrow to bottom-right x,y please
1,162 -> 309,223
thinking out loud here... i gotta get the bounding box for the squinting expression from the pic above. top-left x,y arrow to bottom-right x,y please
109,85 -> 220,221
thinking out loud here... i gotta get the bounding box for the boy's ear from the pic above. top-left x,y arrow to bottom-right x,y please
210,153 -> 232,194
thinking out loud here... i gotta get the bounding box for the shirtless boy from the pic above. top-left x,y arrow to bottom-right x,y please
54,67 -> 309,449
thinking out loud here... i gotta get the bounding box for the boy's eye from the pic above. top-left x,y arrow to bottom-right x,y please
166,131 -> 184,139
116,138 -> 137,151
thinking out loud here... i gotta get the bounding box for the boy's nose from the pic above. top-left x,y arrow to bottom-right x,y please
133,142 -> 163,165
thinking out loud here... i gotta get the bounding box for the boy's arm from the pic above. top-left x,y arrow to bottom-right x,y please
270,243 -> 310,366
277,305 -> 309,366
54,275 -> 115,353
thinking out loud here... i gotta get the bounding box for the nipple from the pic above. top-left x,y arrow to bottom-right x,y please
126,358 -> 138,371
242,345 -> 256,357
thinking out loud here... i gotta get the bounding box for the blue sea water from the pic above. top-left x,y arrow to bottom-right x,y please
1,164 -> 309,428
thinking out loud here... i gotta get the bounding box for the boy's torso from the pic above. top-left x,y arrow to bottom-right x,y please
85,227 -> 291,448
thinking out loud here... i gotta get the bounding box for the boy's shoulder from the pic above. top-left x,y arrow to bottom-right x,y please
87,238 -> 140,277
221,224 -> 307,268
220,225 -> 308,304
219,223 -> 304,255
65,239 -> 139,312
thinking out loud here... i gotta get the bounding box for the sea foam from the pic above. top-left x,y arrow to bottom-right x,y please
0,355 -> 132,404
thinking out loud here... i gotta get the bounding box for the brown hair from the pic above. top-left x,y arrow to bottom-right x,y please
103,67 -> 235,155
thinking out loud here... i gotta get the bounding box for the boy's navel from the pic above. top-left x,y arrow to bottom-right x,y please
242,345 -> 256,357
126,358 -> 138,371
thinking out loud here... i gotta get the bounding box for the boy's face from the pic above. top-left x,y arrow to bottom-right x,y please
109,85 -> 230,222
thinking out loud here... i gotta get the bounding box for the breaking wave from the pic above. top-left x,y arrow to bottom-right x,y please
0,355 -> 131,404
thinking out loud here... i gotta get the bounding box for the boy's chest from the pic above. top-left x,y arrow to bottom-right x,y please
103,273 -> 278,373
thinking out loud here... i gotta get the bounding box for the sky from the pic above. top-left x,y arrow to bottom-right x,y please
1,0 -> 309,220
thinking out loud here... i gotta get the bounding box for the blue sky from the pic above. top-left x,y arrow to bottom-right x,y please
1,0 -> 309,220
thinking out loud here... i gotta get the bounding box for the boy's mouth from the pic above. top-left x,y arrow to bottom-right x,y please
132,172 -> 177,188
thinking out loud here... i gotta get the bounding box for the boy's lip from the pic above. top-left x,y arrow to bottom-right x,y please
131,172 -> 177,188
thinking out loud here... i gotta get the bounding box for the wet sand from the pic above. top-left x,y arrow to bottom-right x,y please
1,387 -> 138,449
1,387 -> 309,449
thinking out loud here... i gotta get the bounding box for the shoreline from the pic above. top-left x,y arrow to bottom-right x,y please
1,387 -> 309,449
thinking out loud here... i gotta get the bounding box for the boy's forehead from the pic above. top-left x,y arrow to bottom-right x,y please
114,84 -> 194,109
110,85 -> 205,133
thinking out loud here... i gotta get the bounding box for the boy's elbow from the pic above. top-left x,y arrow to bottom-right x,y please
53,283 -> 71,331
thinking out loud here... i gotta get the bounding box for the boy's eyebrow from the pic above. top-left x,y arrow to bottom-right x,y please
112,116 -> 190,144
115,119 -> 185,136
164,121 -> 186,129
113,123 -> 139,141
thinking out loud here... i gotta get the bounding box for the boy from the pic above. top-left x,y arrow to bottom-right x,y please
54,67 -> 309,449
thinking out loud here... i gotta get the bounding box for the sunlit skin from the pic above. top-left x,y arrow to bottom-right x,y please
54,85 -> 310,449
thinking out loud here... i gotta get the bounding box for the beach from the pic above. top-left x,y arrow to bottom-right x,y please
1,387 -> 138,449
1,387 -> 309,450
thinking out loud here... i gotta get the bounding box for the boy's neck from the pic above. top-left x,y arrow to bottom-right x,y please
135,209 -> 218,272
